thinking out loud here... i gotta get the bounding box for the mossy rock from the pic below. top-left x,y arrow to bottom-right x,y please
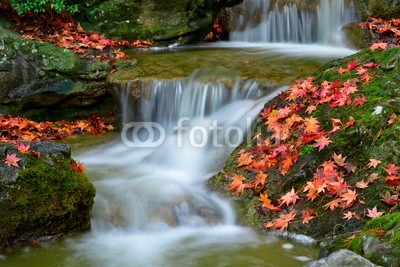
343,23 -> 373,50
79,0 -> 243,43
211,47 -> 400,252
0,142 -> 95,248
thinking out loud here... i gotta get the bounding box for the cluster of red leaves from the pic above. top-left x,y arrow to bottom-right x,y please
1,115 -> 113,173
0,4 -> 154,58
358,17 -> 400,50
227,59 -> 400,231
0,115 -> 114,143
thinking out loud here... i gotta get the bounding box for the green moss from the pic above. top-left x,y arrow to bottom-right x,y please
350,235 -> 364,254
343,24 -> 373,50
365,213 -> 400,231
367,0 -> 400,19
0,153 -> 95,245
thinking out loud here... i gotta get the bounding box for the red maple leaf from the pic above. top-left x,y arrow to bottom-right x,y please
352,96 -> 367,106
313,136 -> 332,151
385,163 -> 399,175
4,153 -> 21,167
347,60 -> 359,71
366,206 -> 384,218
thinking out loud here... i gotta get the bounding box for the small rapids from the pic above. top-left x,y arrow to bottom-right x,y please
72,69 -> 293,266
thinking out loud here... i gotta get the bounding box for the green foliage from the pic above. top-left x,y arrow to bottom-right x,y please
10,0 -> 78,14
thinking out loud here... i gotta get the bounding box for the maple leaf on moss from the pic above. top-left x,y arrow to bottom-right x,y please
368,159 -> 382,169
279,188 -> 300,206
385,163 -> 399,176
313,136 -> 332,151
366,206 -> 384,218
71,160 -> 86,173
4,153 -> 21,167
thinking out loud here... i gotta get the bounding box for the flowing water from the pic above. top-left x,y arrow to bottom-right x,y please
1,1 -> 360,263
230,0 -> 359,45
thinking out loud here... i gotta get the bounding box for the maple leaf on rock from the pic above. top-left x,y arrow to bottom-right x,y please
17,143 -> 30,154
279,188 -> 300,206
264,210 -> 296,231
366,206 -> 384,218
340,189 -> 358,207
4,153 -> 21,167
301,209 -> 316,224
313,136 -> 332,151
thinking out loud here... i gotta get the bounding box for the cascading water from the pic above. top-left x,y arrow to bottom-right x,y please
230,0 -> 359,45
73,69 -> 287,266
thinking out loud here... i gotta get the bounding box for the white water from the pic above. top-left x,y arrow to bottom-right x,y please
230,0 -> 359,45
74,69 -> 287,266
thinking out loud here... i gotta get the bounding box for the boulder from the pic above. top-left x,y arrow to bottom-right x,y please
0,142 -> 95,248
78,0 -> 243,43
306,249 -> 380,267
0,18 -> 117,120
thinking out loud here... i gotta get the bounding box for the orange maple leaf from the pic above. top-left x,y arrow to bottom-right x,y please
368,159 -> 382,168
237,152 -> 253,167
17,143 -> 30,154
370,42 -> 389,50
280,155 -> 293,176
340,189 -> 358,207
323,198 -> 342,210
305,105 -> 317,114
279,188 -> 300,206
303,117 -> 320,133
264,210 -> 297,231
355,180 -> 369,189
301,209 -> 316,224
71,160 -> 86,173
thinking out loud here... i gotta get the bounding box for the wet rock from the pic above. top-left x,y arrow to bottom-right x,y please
0,21 -> 114,119
306,249 -> 380,267
79,0 -> 243,43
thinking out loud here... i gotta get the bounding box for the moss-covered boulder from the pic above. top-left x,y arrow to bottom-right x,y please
78,0 -> 243,43
211,47 -> 400,265
0,142 -> 95,248
0,17 -> 118,120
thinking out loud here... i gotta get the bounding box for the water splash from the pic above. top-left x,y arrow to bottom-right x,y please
230,0 -> 359,45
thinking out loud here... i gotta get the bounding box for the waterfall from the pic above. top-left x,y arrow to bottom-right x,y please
74,68 -> 285,266
230,0 -> 359,45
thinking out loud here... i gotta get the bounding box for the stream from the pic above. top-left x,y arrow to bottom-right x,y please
1,0 -> 360,265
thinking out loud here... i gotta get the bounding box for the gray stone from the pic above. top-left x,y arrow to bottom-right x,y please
306,249 -> 381,267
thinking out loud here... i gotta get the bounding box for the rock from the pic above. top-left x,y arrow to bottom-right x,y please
342,23 -> 373,50
0,20 -> 115,119
306,249 -> 380,267
78,0 -> 243,43
0,142 -> 95,248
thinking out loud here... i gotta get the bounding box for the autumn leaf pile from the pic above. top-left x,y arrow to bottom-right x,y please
359,17 -> 400,50
225,50 -> 400,232
1,115 -> 114,173
0,4 -> 154,59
